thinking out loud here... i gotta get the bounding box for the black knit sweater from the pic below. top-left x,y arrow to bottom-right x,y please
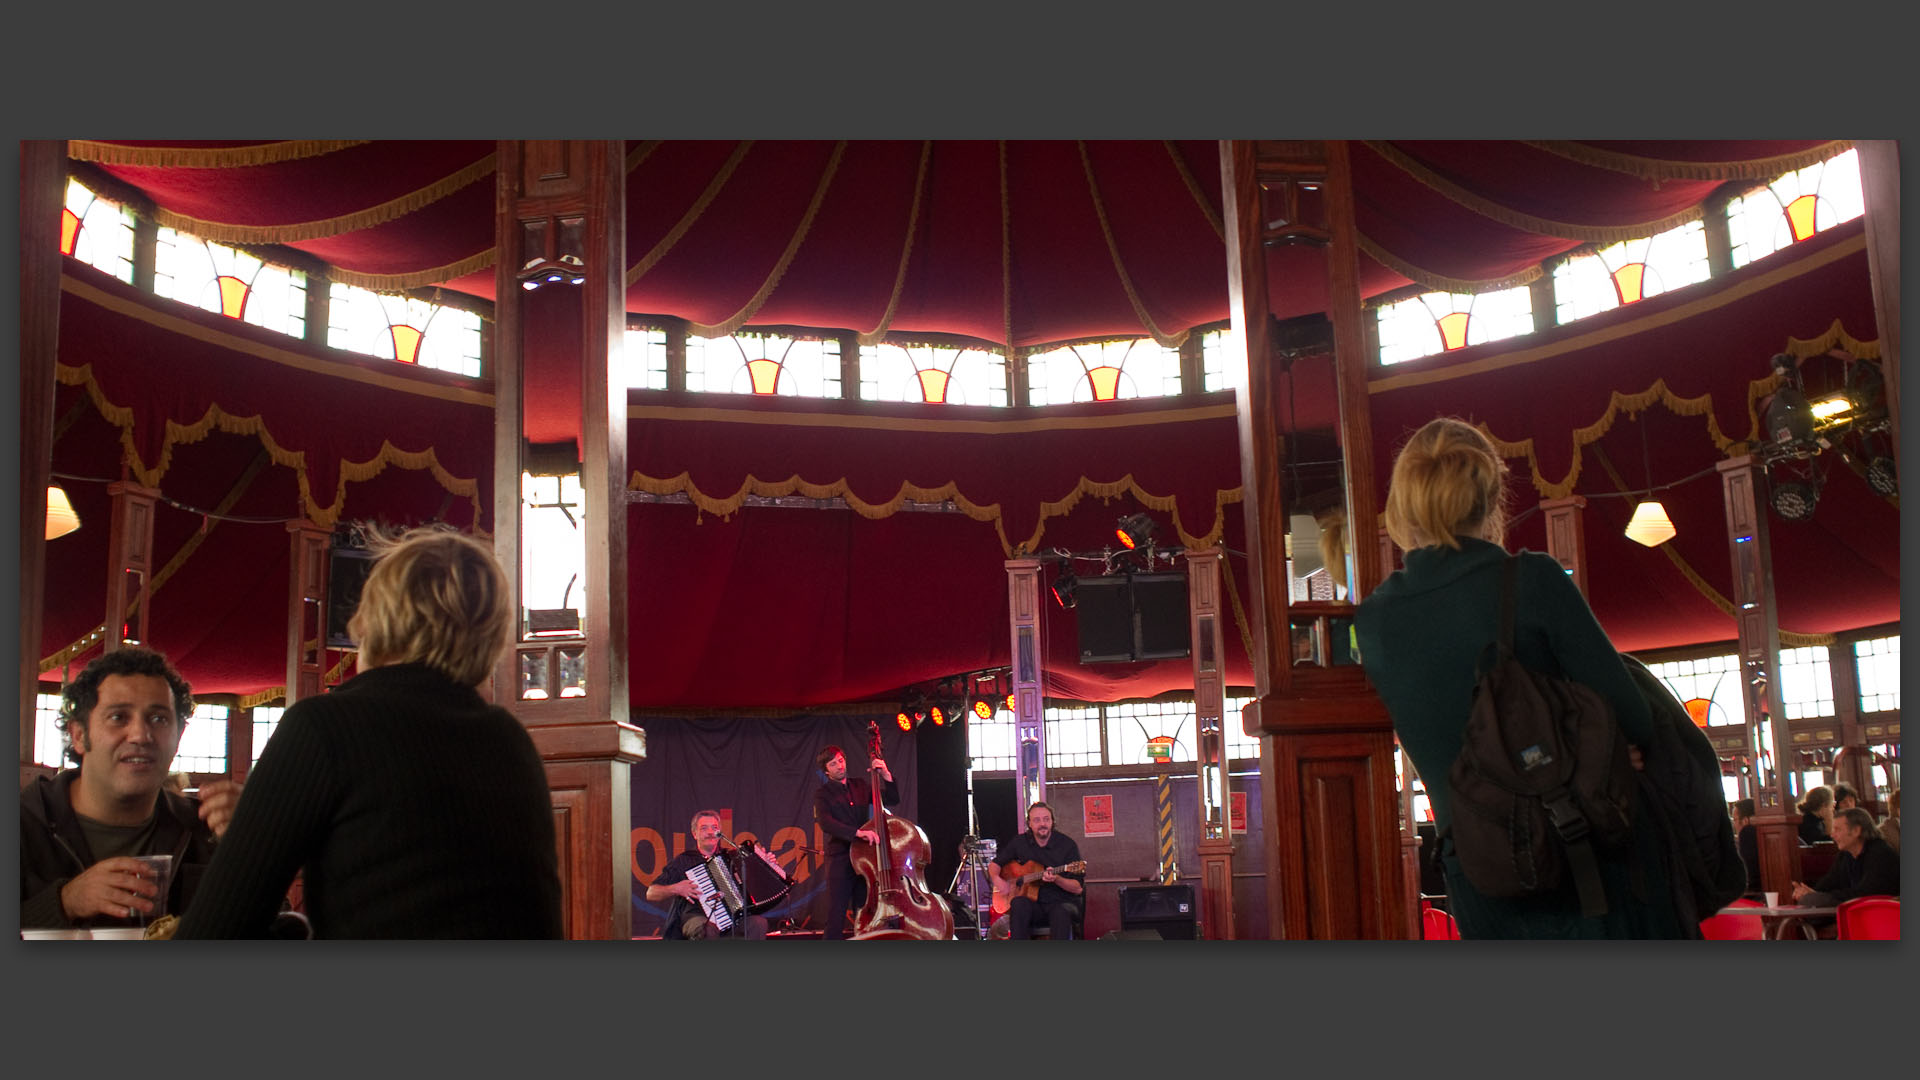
174,663 -> 563,939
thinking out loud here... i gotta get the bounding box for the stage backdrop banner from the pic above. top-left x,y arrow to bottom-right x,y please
628,712 -> 922,937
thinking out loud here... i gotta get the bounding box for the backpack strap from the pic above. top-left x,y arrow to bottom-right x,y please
1544,787 -> 1610,918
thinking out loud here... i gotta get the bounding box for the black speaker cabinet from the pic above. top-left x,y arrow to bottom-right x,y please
1117,883 -> 1196,939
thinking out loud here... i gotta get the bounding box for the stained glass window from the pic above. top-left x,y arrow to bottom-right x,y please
1853,635 -> 1899,712
1043,705 -> 1103,768
1199,328 -> 1237,393
61,180 -> 136,283
1374,285 -> 1534,366
251,705 -> 284,767
1223,693 -> 1261,760
861,342 -> 1009,406
154,228 -> 308,338
1727,148 -> 1865,270
1552,220 -> 1711,325
1104,700 -> 1195,766
33,693 -> 66,769
327,283 -> 482,376
623,328 -> 670,390
1645,653 -> 1744,728
686,331 -> 841,398
172,704 -> 229,775
1777,645 -> 1835,721
1026,337 -> 1182,405
969,704 -> 1017,772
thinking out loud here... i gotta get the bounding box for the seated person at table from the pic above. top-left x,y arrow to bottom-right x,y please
1791,807 -> 1900,907
1731,799 -> 1762,894
1796,785 -> 1834,845
1879,789 -> 1900,854
989,802 -> 1084,939
20,646 -> 241,930
174,527 -> 563,939
647,810 -> 783,939
1832,781 -> 1862,815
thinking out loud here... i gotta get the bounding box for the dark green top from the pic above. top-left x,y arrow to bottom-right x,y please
1355,538 -> 1686,939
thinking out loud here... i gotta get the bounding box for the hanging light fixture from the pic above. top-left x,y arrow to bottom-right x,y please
1115,513 -> 1157,551
1624,416 -> 1675,548
45,485 -> 80,540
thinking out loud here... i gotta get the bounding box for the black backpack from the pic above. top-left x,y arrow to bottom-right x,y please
1620,653 -> 1749,931
1445,556 -> 1637,918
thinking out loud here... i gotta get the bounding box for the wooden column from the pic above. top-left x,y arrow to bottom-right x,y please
1540,495 -> 1589,596
1006,557 -> 1047,814
1186,548 -> 1235,939
103,482 -> 160,652
1825,640 -> 1879,814
283,521 -> 331,706
20,140 -> 64,772
1717,455 -> 1798,892
1855,141 -> 1900,457
1221,140 -> 1406,939
492,140 -> 644,941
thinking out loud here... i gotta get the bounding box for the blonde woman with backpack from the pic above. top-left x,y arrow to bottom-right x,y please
1354,417 -> 1688,939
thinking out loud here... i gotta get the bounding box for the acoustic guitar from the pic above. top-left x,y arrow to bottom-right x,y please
990,859 -> 1088,916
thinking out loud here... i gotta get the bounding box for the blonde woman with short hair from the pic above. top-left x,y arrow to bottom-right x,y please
1354,417 -> 1687,939
176,528 -> 562,938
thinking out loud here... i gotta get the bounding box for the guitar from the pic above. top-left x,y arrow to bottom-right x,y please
990,859 -> 1089,916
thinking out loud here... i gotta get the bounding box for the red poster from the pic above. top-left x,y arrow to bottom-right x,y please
1229,791 -> 1247,834
1082,794 -> 1115,838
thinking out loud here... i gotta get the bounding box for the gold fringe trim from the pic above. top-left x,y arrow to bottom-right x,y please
686,142 -> 846,339
1001,141 -> 1015,354
627,141 -> 753,285
1357,233 -> 1546,297
41,628 -> 108,675
630,469 -> 1243,559
626,140 -> 662,173
855,141 -> 932,347
67,140 -> 370,168
1079,141 -> 1190,350
234,652 -> 356,711
1782,318 -> 1883,362
324,249 -> 497,293
54,361 -> 483,530
1364,141 -> 1711,245
148,154 -> 496,245
1590,447 -> 1833,648
1522,141 -> 1855,184
1165,140 -> 1226,242
1479,377 -> 1748,500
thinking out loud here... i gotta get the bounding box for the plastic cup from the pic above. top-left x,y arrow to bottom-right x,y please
1764,891 -> 1780,909
130,854 -> 174,924
21,928 -> 90,940
90,927 -> 146,940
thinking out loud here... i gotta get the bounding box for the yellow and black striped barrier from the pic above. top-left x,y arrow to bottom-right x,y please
1155,772 -> 1177,884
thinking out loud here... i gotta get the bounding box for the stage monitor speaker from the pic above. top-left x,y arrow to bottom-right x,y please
1098,928 -> 1166,940
1131,572 -> 1192,660
1118,883 -> 1197,940
325,547 -> 375,649
1074,575 -> 1134,663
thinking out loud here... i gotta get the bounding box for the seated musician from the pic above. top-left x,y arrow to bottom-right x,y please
1791,806 -> 1900,908
647,810 -> 781,940
989,802 -> 1085,940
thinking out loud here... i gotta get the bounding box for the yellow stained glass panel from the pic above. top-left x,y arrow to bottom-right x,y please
916,368 -> 951,403
1437,311 -> 1471,351
1612,263 -> 1647,305
747,358 -> 782,395
1786,194 -> 1819,242
216,276 -> 250,319
60,209 -> 81,255
1087,365 -> 1123,401
389,324 -> 424,365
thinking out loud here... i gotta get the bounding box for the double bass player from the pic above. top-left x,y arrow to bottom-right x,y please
811,744 -> 896,940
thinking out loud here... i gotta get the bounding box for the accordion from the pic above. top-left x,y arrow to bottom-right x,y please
685,855 -> 749,933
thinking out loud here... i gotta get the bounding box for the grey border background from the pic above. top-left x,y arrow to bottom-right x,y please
4,2 -> 1913,1073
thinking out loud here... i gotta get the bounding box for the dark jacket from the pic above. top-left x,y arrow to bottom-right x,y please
1805,837 -> 1900,905
1354,539 -> 1687,939
1738,824 -> 1762,892
813,775 -> 899,857
19,770 -> 218,929
1798,811 -> 1829,845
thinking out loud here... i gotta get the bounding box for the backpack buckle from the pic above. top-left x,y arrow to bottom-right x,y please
1543,790 -> 1590,844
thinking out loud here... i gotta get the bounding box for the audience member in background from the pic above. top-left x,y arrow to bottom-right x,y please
1792,807 -> 1899,906
1353,417 -> 1687,939
1878,789 -> 1900,853
1832,781 -> 1862,814
174,527 -> 563,939
20,646 -> 241,929
1796,785 -> 1834,845
1731,799 -> 1762,894
646,809 -> 782,939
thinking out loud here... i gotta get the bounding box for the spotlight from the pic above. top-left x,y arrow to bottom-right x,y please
1003,693 -> 1016,712
1116,513 -> 1157,550
1769,481 -> 1819,521
1866,457 -> 1898,497
1623,500 -> 1676,547
895,711 -> 914,732
929,705 -> 947,727
971,698 -> 994,721
1050,564 -> 1078,608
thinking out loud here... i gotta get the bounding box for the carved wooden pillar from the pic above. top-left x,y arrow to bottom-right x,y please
1186,547 -> 1235,939
103,482 -> 160,653
1006,557 -> 1047,814
1855,141 -> 1900,458
1222,140 -> 1406,939
1826,640 -> 1879,814
492,140 -> 644,941
20,140 -> 64,772
1718,455 -> 1797,892
1539,495 -> 1589,596
284,520 -> 330,707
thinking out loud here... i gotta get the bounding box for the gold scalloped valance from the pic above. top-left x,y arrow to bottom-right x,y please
67,140 -> 370,168
1521,141 -> 1854,184
146,155 -> 496,245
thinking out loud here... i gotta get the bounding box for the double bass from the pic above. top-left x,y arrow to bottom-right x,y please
849,720 -> 954,940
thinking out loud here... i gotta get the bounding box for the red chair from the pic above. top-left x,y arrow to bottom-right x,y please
1421,906 -> 1461,940
1699,897 -> 1767,940
1836,896 -> 1900,940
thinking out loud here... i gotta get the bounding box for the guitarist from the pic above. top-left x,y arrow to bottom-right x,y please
811,744 -> 898,940
989,802 -> 1085,939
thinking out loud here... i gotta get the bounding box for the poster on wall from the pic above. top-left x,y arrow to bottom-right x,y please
1082,794 -> 1115,837
1230,790 -> 1247,835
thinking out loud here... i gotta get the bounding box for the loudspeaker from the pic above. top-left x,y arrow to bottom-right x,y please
1098,928 -> 1165,941
1131,572 -> 1192,660
1074,575 -> 1134,663
325,547 -> 375,649
1118,884 -> 1197,940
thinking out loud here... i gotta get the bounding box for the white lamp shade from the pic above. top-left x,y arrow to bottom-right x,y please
45,485 -> 80,540
1624,500 -> 1675,547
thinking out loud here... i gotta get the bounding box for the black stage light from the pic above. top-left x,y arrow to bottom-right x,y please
1050,564 -> 1078,608
1769,480 -> 1819,521
1115,513 -> 1157,550
1867,457 -> 1898,497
